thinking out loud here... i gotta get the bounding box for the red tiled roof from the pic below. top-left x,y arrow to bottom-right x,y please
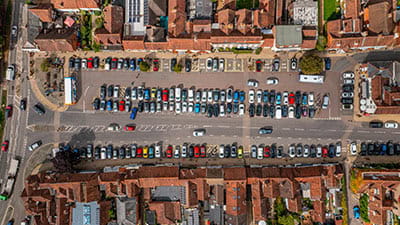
218,9 -> 235,34
148,202 -> 181,224
35,29 -> 78,52
225,181 -> 247,216
50,0 -> 100,10
366,2 -> 395,35
344,0 -> 360,19
29,4 -> 53,22
301,39 -> 317,49
103,4 -> 124,34
168,0 -> 186,37
94,32 -> 121,45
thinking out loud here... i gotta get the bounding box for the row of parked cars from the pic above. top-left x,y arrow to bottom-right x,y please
248,103 -> 316,119
341,72 -> 355,110
287,142 -> 342,158
350,141 -> 400,156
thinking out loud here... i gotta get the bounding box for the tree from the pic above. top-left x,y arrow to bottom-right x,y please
173,64 -> 183,73
278,215 -> 295,225
360,194 -> 370,223
95,17 -> 104,29
40,59 -> 51,72
139,61 -> 150,72
316,35 -> 327,51
51,150 -> 80,173
274,197 -> 287,217
299,54 -> 323,75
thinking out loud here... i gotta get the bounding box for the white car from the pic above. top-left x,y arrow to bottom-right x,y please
276,106 -> 282,119
188,89 -> 194,102
100,147 -> 106,159
201,90 -> 207,102
131,88 -> 137,100
283,92 -> 289,105
163,101 -> 169,111
226,88 -> 233,103
107,123 -> 120,131
11,25 -> 18,37
343,72 -> 355,79
181,144 -> 187,158
174,146 -> 180,158
182,102 -> 188,113
113,85 -> 120,98
342,92 -> 354,98
303,145 -> 310,158
350,142 -> 358,155
308,92 -> 314,106
220,90 -> 226,102
169,88 -> 175,101
239,104 -> 245,115
266,77 -> 279,85
316,145 -> 322,158
256,90 -> 262,103
257,146 -> 263,159
81,58 -> 87,69
169,101 -> 175,111
206,58 -> 213,70
195,91 -> 201,102
175,102 -> 181,114
385,122 -> 399,129
193,129 -> 206,136
219,58 -> 225,71
288,145 -> 296,158
175,88 -> 181,102
28,140 -> 42,151
219,145 -> 225,158
336,142 -> 342,157
288,106 -> 294,118
207,90 -> 213,102
343,79 -> 354,85
219,104 -> 225,117
248,89 -> 255,103
188,102 -> 194,113
155,144 -> 162,158
247,79 -> 259,87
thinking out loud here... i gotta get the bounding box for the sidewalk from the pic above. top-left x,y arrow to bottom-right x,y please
29,78 -> 68,112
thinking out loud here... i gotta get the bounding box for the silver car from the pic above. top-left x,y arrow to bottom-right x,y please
113,85 -> 119,98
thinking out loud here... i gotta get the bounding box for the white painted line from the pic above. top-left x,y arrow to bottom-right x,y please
392,132 -> 400,135
203,125 -> 212,128
358,130 -> 370,133
327,129 -> 337,132
217,125 -> 230,128
294,128 -> 304,131
282,128 -> 291,130
374,131 -> 386,134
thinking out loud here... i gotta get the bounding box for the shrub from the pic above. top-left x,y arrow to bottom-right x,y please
255,47 -> 262,55
95,17 -> 104,29
173,64 -> 183,73
299,54 -> 323,74
316,35 -> 327,51
139,61 -> 150,72
40,59 -> 51,72
360,194 -> 370,223
94,10 -> 102,16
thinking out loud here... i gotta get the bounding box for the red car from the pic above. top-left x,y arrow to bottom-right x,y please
166,145 -> 173,158
124,124 -> 136,131
136,147 -> 143,158
255,60 -> 262,72
263,146 -> 271,158
87,57 -> 93,69
322,147 -> 328,158
200,145 -> 206,158
153,59 -> 159,71
111,58 -> 118,70
194,146 -> 200,158
119,100 -> 125,111
1,141 -> 9,152
162,89 -> 169,102
5,105 -> 12,118
288,93 -> 295,105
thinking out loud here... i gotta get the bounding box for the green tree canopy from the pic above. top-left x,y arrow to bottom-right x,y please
299,54 -> 323,74
173,64 -> 183,73
139,61 -> 150,72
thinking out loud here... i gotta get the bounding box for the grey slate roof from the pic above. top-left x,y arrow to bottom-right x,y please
116,197 -> 137,225
275,25 -> 303,46
72,201 -> 100,225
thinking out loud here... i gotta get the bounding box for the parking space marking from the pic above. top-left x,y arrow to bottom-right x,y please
358,130 -> 370,133
374,131 -> 386,134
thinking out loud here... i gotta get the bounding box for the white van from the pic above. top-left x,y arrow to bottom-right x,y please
322,95 -> 330,109
6,65 -> 15,81
275,106 -> 282,119
188,89 -> 194,102
100,147 -> 106,159
257,146 -> 263,159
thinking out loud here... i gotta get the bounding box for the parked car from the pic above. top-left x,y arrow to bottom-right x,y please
5,105 -> 12,118
272,58 -> 280,71
193,129 -> 206,137
291,58 -> 297,70
247,79 -> 259,87
255,60 -> 262,72
324,57 -> 331,70
206,58 -> 213,70
350,142 -> 358,155
353,206 -> 360,219
258,127 -> 273,134
342,72 -> 355,79
369,121 -> 383,128
384,122 -> 398,129
28,140 -> 42,151
266,77 -> 279,85
1,140 -> 9,152
185,59 -> 191,72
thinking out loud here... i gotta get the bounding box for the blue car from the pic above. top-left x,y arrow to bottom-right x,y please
302,94 -> 308,105
129,58 -> 136,71
148,146 -> 154,158
233,91 -> 239,103
239,91 -> 245,103
130,107 -> 138,120
325,58 -> 331,70
144,89 -> 150,100
106,99 -> 113,111
380,144 -> 387,155
353,206 -> 360,219
275,93 -> 281,105
194,103 -> 201,113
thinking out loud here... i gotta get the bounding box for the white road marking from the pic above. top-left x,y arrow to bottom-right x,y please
358,130 -> 370,133
217,125 -> 230,128
203,125 -> 212,128
327,129 -> 336,132
282,128 -> 291,130
294,128 -> 304,131
374,131 -> 386,134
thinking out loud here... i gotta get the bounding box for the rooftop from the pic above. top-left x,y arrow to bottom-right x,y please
292,0 -> 318,26
275,25 -> 303,46
72,202 -> 100,225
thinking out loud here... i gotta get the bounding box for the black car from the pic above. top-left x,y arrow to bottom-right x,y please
295,104 -> 301,119
119,147 -> 126,159
263,104 -> 269,117
301,106 -> 308,117
328,144 -> 335,158
233,103 -> 239,114
270,144 -> 276,158
395,143 -> 400,155
263,91 -> 269,103
213,103 -> 219,117
189,145 -> 194,157
93,56 -> 99,68
230,145 -> 237,158
69,57 -> 75,68
341,98 -> 353,104
74,58 -> 81,70
227,103 -> 232,114
325,57 -> 331,70
80,147 -> 86,159
387,141 -> 394,155
295,91 -> 302,105
310,145 -> 316,158
369,121 -> 383,128
124,58 -> 130,70
94,146 -> 101,159
106,145 -> 113,159
282,105 -> 288,117
224,145 -> 231,158
185,59 -> 191,72
249,103 -> 255,117
100,85 -> 106,99
256,104 -> 262,116
360,142 -> 367,156
309,106 -> 315,118
269,104 -> 275,118
33,103 -> 45,115
367,143 -> 374,155
170,58 -> 177,71
107,85 -> 113,97
374,142 -> 381,155
137,101 -> 144,112
20,99 -> 27,111
269,90 -> 276,104
342,84 -> 354,92
125,87 -> 131,99
93,98 -> 100,110
277,146 -> 283,158
207,104 -> 213,117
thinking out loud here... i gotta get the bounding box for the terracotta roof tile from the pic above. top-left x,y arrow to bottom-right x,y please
29,4 -> 53,22
103,4 -> 124,34
35,29 -> 78,52
344,0 -> 360,18
367,2 -> 395,35
148,202 -> 181,224
50,0 -> 100,10
225,181 -> 247,216
168,0 -> 186,37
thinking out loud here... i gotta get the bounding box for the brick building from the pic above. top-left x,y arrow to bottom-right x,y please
22,165 -> 343,225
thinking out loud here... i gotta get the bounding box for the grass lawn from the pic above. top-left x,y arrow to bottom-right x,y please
324,0 -> 340,21
236,0 -> 259,9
